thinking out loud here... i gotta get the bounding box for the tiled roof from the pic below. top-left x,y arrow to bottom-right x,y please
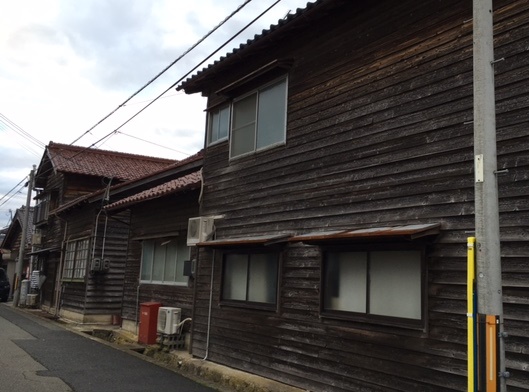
52,149 -> 203,215
1,207 -> 34,248
46,142 -> 177,181
177,0 -> 323,92
105,170 -> 202,211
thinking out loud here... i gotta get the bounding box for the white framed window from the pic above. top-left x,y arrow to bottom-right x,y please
222,252 -> 279,307
230,77 -> 287,158
207,105 -> 230,145
323,250 -> 423,324
63,237 -> 90,280
140,237 -> 189,285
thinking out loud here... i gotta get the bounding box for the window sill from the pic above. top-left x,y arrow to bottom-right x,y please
139,281 -> 188,287
229,140 -> 286,161
220,300 -> 278,312
61,278 -> 85,283
320,310 -> 425,331
207,138 -> 228,148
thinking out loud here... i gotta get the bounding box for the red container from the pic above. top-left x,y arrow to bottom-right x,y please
138,302 -> 161,344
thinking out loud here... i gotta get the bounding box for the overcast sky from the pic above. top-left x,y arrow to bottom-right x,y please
0,0 -> 310,229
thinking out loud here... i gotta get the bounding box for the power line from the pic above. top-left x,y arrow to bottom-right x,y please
0,177 -> 27,205
0,112 -> 45,149
116,131 -> 191,156
2,0 -> 284,215
70,0 -> 254,146
0,181 -> 26,209
80,0 -> 283,157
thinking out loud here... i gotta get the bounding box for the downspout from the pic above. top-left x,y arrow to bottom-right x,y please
100,214 -> 109,260
55,217 -> 68,318
91,209 -> 103,263
91,177 -> 113,264
135,281 -> 142,335
203,247 -> 215,361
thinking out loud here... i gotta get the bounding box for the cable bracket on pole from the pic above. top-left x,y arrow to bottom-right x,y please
491,57 -> 505,65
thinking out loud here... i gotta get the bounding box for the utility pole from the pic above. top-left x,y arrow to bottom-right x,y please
13,165 -> 35,307
473,0 -> 507,390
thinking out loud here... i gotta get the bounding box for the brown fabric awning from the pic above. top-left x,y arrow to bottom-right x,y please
289,223 -> 441,244
197,234 -> 291,248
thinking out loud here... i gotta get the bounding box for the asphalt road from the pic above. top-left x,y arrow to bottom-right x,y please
0,304 -> 216,392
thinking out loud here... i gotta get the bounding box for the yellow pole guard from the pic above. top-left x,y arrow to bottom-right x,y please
467,237 -> 476,392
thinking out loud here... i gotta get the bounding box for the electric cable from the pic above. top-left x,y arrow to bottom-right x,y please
1,0 -> 284,222
75,0 -> 282,158
0,113 -> 45,148
0,181 -> 26,208
69,0 -> 254,146
116,131 -> 191,156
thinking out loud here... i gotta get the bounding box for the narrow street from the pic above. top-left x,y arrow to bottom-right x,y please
0,304 -> 217,392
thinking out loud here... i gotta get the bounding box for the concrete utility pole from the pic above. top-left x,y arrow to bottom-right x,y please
473,0 -> 507,390
13,165 -> 35,307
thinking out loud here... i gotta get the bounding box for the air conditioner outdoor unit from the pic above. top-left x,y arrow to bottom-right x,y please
187,216 -> 214,246
157,307 -> 181,335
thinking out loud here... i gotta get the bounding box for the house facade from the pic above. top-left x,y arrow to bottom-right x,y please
0,206 -> 34,299
33,142 -> 176,321
103,152 -> 203,336
178,0 -> 529,391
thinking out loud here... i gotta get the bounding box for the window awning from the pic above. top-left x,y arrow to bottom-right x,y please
27,247 -> 61,256
197,234 -> 291,248
289,223 -> 441,244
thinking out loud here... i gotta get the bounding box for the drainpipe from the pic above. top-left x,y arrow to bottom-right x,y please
55,217 -> 69,318
203,248 -> 215,361
135,281 -> 142,335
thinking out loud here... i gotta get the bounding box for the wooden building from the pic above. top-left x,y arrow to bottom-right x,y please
178,0 -> 529,391
33,142 -> 176,321
103,152 -> 203,335
0,207 -> 34,299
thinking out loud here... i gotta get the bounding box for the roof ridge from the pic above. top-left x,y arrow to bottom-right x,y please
48,141 -> 177,163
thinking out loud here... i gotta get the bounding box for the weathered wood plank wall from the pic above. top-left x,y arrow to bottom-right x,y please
191,0 -> 529,391
121,191 -> 199,324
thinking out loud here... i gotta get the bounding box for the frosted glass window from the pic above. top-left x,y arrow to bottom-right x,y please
208,105 -> 230,144
141,241 -> 154,281
230,77 -> 287,158
248,254 -> 278,303
222,253 -> 278,305
323,250 -> 422,321
256,80 -> 287,149
370,251 -> 421,319
141,238 -> 189,285
231,94 -> 257,157
223,254 -> 248,301
324,252 -> 367,312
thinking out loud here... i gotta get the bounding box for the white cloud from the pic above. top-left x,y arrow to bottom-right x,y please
0,0 -> 310,228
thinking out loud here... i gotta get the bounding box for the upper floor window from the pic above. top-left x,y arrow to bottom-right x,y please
323,249 -> 423,326
63,237 -> 90,281
207,105 -> 230,145
230,77 -> 287,158
140,237 -> 189,285
222,252 -> 279,308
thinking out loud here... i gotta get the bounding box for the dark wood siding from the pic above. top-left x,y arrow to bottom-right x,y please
37,172 -> 66,308
191,0 -> 529,391
59,205 -> 130,316
121,190 -> 200,325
